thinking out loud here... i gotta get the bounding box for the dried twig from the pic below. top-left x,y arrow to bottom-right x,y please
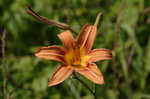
143,7 -> 150,15
1,29 -> 6,58
26,6 -> 77,34
127,47 -> 135,66
0,28 -> 8,99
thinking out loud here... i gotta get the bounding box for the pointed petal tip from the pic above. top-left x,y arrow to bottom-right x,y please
48,81 -> 58,87
48,82 -> 53,87
47,66 -> 73,87
35,48 -> 41,56
96,77 -> 105,85
35,52 -> 40,58
92,74 -> 105,85
35,51 -> 39,56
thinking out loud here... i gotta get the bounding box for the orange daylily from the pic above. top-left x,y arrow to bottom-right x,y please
35,24 -> 112,87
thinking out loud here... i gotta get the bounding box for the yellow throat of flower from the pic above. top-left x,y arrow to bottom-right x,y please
64,48 -> 90,68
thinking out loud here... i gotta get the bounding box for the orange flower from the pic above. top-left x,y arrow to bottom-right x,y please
35,24 -> 112,87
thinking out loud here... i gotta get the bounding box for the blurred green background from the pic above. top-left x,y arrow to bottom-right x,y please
0,0 -> 150,99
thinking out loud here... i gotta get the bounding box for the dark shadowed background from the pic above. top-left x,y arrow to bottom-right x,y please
0,0 -> 150,99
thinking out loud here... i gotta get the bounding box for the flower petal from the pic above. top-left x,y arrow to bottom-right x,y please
57,30 -> 76,49
77,24 -> 97,52
35,45 -> 65,63
75,63 -> 104,84
77,24 -> 91,47
48,66 -> 73,86
88,48 -> 112,62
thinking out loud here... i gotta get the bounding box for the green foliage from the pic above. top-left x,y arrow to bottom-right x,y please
0,0 -> 150,99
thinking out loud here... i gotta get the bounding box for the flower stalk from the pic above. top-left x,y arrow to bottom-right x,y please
73,73 -> 98,99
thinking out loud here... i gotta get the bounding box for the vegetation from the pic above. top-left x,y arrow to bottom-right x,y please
0,0 -> 150,99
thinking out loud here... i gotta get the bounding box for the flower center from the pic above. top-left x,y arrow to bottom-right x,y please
64,48 -> 89,68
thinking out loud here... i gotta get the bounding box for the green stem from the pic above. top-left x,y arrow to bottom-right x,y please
94,12 -> 103,27
73,73 -> 98,99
